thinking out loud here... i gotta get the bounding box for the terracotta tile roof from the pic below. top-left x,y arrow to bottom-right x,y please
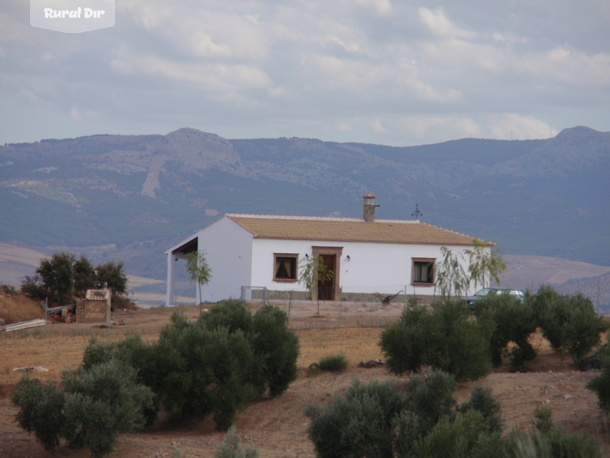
227,214 -> 492,246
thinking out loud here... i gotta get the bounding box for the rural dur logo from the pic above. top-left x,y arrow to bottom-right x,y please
30,0 -> 115,33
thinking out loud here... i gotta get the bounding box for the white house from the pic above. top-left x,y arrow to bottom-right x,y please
165,195 -> 493,305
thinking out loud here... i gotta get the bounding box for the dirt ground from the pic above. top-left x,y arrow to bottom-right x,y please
1,300 -> 609,457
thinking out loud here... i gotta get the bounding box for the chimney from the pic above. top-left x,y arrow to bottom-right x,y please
362,193 -> 378,222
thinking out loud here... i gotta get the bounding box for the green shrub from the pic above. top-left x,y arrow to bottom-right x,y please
394,410 -> 424,457
508,404 -> 602,457
214,426 -> 259,458
407,370 -> 457,434
20,275 -> 47,301
413,410 -> 506,458
458,385 -> 503,433
530,284 -> 560,326
0,282 -> 18,295
251,304 -> 299,397
508,428 -> 602,458
533,404 -> 554,434
12,359 -> 154,457
78,302 -> 299,432
378,305 -> 430,375
12,378 -> 66,451
587,347 -> 610,413
318,354 -> 348,372
306,372 -> 471,457
62,359 -> 153,427
534,287 -> 602,363
475,294 -> 537,369
199,299 -> 255,334
380,301 -> 491,381
199,301 -> 299,398
82,334 -> 150,370
306,379 -> 409,458
153,321 -> 258,430
305,372 -> 601,458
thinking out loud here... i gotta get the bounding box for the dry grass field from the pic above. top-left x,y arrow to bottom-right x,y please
1,297 -> 609,457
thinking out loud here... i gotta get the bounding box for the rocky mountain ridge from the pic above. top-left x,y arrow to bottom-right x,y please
1,126 -> 608,281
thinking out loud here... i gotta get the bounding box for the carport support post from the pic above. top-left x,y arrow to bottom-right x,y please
166,252 -> 177,307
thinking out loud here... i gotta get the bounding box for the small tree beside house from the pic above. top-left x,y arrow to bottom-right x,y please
465,239 -> 506,291
298,255 -> 334,315
186,251 -> 213,308
435,240 -> 506,299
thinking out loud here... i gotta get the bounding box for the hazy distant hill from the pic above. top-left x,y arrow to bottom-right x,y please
0,126 -> 608,280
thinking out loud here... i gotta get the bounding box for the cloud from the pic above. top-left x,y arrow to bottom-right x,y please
350,0 -> 392,16
111,51 -> 272,92
521,47 -> 610,87
486,114 -> 558,140
0,0 -> 607,146
300,52 -> 461,104
418,7 -> 476,39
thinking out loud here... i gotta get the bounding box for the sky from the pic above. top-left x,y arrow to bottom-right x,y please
1,0 -> 609,147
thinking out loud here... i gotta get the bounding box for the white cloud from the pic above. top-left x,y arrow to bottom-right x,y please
111,51 -> 272,91
350,0 -> 392,16
300,53 -> 461,103
520,47 -> 610,87
370,118 -> 387,134
0,0 -> 608,145
70,106 -> 97,121
418,7 -> 476,40
485,114 -> 557,141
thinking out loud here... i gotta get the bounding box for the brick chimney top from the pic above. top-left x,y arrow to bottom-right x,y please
363,194 -> 378,222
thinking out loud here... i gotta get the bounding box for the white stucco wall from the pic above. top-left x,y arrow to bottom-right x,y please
172,217 -> 489,303
247,239 -> 482,298
197,217 -> 253,302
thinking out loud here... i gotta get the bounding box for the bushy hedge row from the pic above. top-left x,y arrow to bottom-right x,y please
13,300 -> 299,455
381,287 -> 604,380
306,372 -> 601,458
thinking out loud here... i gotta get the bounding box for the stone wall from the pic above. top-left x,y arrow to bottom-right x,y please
76,300 -> 108,323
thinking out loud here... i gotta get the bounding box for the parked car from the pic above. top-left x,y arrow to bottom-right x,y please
465,288 -> 525,308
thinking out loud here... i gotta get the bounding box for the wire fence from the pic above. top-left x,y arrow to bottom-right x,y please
238,285 -> 435,330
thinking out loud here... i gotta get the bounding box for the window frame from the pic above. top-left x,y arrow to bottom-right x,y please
411,257 -> 436,287
272,253 -> 299,283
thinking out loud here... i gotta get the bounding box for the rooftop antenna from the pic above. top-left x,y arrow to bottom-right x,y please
411,203 -> 423,220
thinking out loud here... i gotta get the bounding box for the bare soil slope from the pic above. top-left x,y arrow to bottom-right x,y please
1,302 -> 609,457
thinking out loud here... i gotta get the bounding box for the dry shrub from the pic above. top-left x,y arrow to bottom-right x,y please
0,294 -> 44,325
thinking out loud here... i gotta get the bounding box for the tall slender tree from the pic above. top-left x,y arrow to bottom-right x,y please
464,239 -> 506,290
435,240 -> 506,298
298,255 -> 334,315
185,251 -> 213,306
435,247 -> 469,299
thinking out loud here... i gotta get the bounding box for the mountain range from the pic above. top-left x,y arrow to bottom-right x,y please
1,126 -> 608,287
